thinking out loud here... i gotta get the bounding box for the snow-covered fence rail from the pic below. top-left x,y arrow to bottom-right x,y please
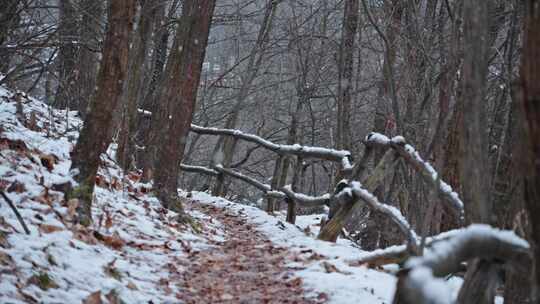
180,163 -> 331,207
364,132 -> 464,221
190,124 -> 353,173
186,125 -> 465,246
393,225 -> 530,304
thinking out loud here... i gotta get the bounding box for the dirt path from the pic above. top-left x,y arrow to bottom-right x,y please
171,203 -> 325,304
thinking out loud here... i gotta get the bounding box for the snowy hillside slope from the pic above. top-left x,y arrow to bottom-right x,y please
0,84 -> 486,304
0,87 -> 224,303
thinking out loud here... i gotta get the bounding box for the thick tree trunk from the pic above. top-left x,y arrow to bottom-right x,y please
457,1 -> 497,303
336,0 -> 358,153
55,0 -> 79,110
520,1 -> 540,301
117,0 -> 157,171
78,0 -> 104,118
153,0 -> 216,215
69,0 -> 135,226
139,0 -> 173,182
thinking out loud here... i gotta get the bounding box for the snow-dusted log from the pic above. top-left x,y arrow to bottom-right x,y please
395,225 -> 530,304
364,132 -> 464,220
190,124 -> 353,172
348,181 -> 419,251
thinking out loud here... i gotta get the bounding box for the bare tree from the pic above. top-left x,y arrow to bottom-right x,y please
153,0 -> 216,218
69,0 -> 136,225
54,0 -> 79,110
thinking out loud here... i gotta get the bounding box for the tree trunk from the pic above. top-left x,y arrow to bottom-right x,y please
78,0 -> 104,118
0,0 -> 20,75
336,0 -> 358,153
457,1 -> 497,303
520,1 -> 540,301
117,0 -> 157,171
153,0 -> 216,215
69,0 -> 135,226
55,0 -> 79,110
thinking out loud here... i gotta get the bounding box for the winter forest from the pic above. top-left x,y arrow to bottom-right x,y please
0,0 -> 539,303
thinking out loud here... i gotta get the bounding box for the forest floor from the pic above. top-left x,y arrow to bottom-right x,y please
0,84 -> 403,303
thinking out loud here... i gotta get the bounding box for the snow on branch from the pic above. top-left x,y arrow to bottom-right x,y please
354,228 -> 463,267
190,124 -> 352,171
406,224 -> 529,276
180,164 -> 219,176
282,185 -> 330,207
364,132 -> 464,220
397,224 -> 530,304
345,181 -> 419,249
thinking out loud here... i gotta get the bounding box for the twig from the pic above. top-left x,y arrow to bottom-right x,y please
0,190 -> 31,234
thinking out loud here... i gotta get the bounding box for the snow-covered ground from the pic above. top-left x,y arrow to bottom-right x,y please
0,84 -> 510,304
0,86 -> 224,303
191,192 -> 397,304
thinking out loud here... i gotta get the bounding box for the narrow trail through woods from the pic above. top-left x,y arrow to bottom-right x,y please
172,202 -> 325,304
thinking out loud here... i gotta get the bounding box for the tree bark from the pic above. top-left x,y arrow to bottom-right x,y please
336,0 -> 359,153
520,0 -> 540,301
55,0 -> 79,110
153,0 -> 216,215
117,0 -> 157,171
78,0 -> 104,118
69,0 -> 135,225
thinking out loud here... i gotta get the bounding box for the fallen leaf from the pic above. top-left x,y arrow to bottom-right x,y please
126,281 -> 138,290
39,153 -> 57,171
82,291 -> 102,304
39,224 -> 64,234
7,181 -> 25,193
67,198 -> 79,218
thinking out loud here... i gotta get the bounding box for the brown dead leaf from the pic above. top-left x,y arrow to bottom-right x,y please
67,198 -> 79,218
94,231 -> 125,250
39,224 -> 64,234
126,172 -> 140,183
39,153 -> 57,171
26,111 -> 39,131
104,211 -> 113,230
110,177 -> 122,191
321,261 -> 351,275
7,181 -> 25,193
126,281 -> 138,290
0,251 -> 14,266
82,291 -> 103,304
95,175 -> 108,188
72,226 -> 99,245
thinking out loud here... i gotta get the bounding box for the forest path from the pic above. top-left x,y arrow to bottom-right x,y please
171,202 -> 325,304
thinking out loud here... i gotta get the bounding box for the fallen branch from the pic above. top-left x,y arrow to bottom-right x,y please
0,190 -> 30,234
